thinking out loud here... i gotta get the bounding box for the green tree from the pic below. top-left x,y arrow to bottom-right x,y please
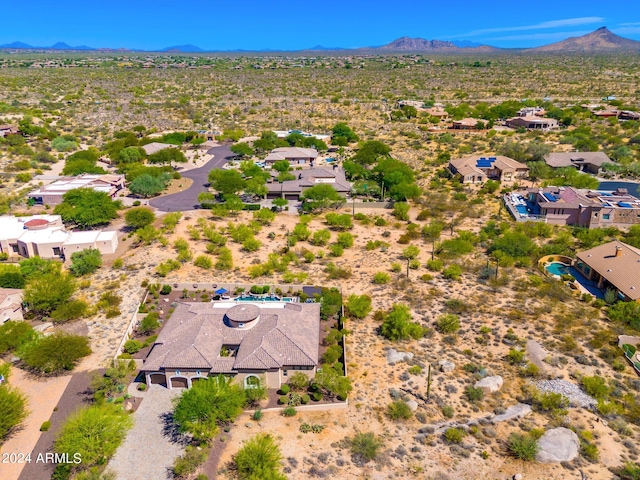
21,332 -> 91,374
272,160 -> 290,173
118,146 -> 145,164
24,271 -> 76,314
54,188 -> 119,228
313,366 -> 352,399
490,232 -> 536,258
380,304 -> 425,341
345,294 -> 372,319
234,433 -> 286,480
401,245 -> 420,260
172,376 -> 245,441
147,148 -> 187,165
301,184 -> 345,212
125,207 -> 156,230
54,404 -> 132,472
353,140 -> 391,165
230,142 -> 254,157
393,202 -> 410,220
70,248 -> 103,276
332,122 -> 359,145
129,173 -> 170,197
209,169 -> 247,196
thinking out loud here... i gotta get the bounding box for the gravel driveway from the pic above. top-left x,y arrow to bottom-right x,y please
108,386 -> 185,480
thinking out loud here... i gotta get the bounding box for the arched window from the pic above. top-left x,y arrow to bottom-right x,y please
244,375 -> 261,389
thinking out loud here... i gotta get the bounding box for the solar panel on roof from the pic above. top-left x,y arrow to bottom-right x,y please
543,193 -> 557,202
476,160 -> 492,168
618,202 -> 633,208
488,157 -> 497,162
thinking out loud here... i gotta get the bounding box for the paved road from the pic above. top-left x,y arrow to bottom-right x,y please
150,144 -> 233,212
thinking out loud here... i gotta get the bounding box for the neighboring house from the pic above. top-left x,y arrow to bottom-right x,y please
451,118 -> 487,130
264,147 -> 319,166
448,155 -> 529,184
543,152 -> 612,175
396,100 -> 424,109
273,130 -> 331,143
508,186 -> 640,228
0,215 -> 118,260
142,301 -> 320,389
619,111 -> 640,121
516,107 -> 546,117
0,125 -> 20,138
141,142 -> 176,156
266,166 -> 351,200
506,116 -> 558,131
27,174 -> 125,206
0,288 -> 24,323
575,241 -> 640,302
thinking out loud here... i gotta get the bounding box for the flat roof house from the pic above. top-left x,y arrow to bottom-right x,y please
506,116 -> 559,131
574,241 -> 640,302
510,186 -> 640,228
451,118 -> 487,130
543,152 -> 612,175
0,215 -> 118,260
449,155 -> 529,184
142,301 -> 320,389
141,142 -> 177,156
264,147 -> 319,166
266,166 -> 351,200
28,174 -> 125,206
0,288 -> 24,323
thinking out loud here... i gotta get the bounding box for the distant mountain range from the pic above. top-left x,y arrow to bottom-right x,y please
1,28 -> 639,53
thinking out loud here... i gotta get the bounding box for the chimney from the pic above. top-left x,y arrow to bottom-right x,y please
615,246 -> 623,257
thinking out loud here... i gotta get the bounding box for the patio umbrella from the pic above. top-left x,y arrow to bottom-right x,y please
215,288 -> 228,295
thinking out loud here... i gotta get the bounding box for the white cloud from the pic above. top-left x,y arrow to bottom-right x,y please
612,26 -> 640,36
485,30 -> 593,42
618,22 -> 640,27
452,17 -> 605,38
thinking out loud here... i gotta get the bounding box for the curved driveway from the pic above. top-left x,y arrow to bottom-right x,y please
150,144 -> 233,212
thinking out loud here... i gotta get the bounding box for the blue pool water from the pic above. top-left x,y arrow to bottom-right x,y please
598,181 -> 639,197
515,205 -> 528,215
545,262 -> 568,276
235,295 -> 293,302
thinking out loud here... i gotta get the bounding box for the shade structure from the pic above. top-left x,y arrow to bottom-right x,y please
215,288 -> 228,295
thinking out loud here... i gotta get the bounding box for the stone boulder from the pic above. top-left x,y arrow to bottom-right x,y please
438,360 -> 455,373
536,427 -> 580,463
406,400 -> 418,412
492,404 -> 532,423
386,349 -> 414,365
474,375 -> 503,393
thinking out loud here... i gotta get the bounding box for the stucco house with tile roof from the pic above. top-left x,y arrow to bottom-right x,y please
266,166 -> 351,200
264,147 -> 319,166
448,155 -> 529,184
575,241 -> 640,302
543,152 -> 612,175
142,301 -> 320,389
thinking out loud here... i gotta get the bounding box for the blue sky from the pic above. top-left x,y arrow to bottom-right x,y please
1,0 -> 639,50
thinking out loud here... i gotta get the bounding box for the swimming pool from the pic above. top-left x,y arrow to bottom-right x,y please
235,295 -> 293,302
545,262 -> 568,276
515,205 -> 528,215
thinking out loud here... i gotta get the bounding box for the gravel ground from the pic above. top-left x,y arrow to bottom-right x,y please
108,385 -> 185,480
535,379 -> 596,408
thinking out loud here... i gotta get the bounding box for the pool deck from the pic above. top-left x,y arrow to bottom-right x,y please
545,262 -> 604,299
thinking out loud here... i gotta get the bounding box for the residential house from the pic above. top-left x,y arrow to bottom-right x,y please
272,130 -> 331,143
451,118 -> 487,130
0,289 -> 24,323
574,241 -> 640,302
506,116 -> 558,131
27,174 -> 125,206
543,152 -> 612,175
264,147 -> 319,166
448,155 -> 529,184
516,107 -> 546,117
141,142 -> 177,156
0,215 -> 118,260
142,301 -> 320,389
0,125 -> 20,138
266,166 -> 351,200
509,186 -> 640,228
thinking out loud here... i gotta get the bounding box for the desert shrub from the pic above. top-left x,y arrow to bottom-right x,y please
581,375 -> 610,399
193,255 -> 213,270
507,348 -> 525,365
373,272 -> 391,284
0,321 -> 37,355
436,314 -> 460,334
426,259 -> 443,271
349,432 -> 383,462
139,312 -> 160,335
234,433 -> 286,480
51,299 -> 89,323
20,332 -> 91,374
54,404 -> 132,472
345,294 -> 372,319
464,386 -> 484,403
279,384 -> 290,395
508,433 -> 539,461
444,427 -> 465,443
408,365 -> 422,375
301,394 -> 310,404
282,406 -> 297,417
387,400 -> 413,420
322,344 -> 343,364
442,264 -> 463,280
173,445 -> 209,478
69,248 -> 102,276
380,303 -> 425,341
123,339 -> 142,354
40,420 -> 51,431
0,385 -> 27,441
442,406 -> 454,418
172,376 -> 245,441
279,395 -> 288,404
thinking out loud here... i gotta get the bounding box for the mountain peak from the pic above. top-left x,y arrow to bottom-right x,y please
378,36 -> 458,51
533,27 -> 640,52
